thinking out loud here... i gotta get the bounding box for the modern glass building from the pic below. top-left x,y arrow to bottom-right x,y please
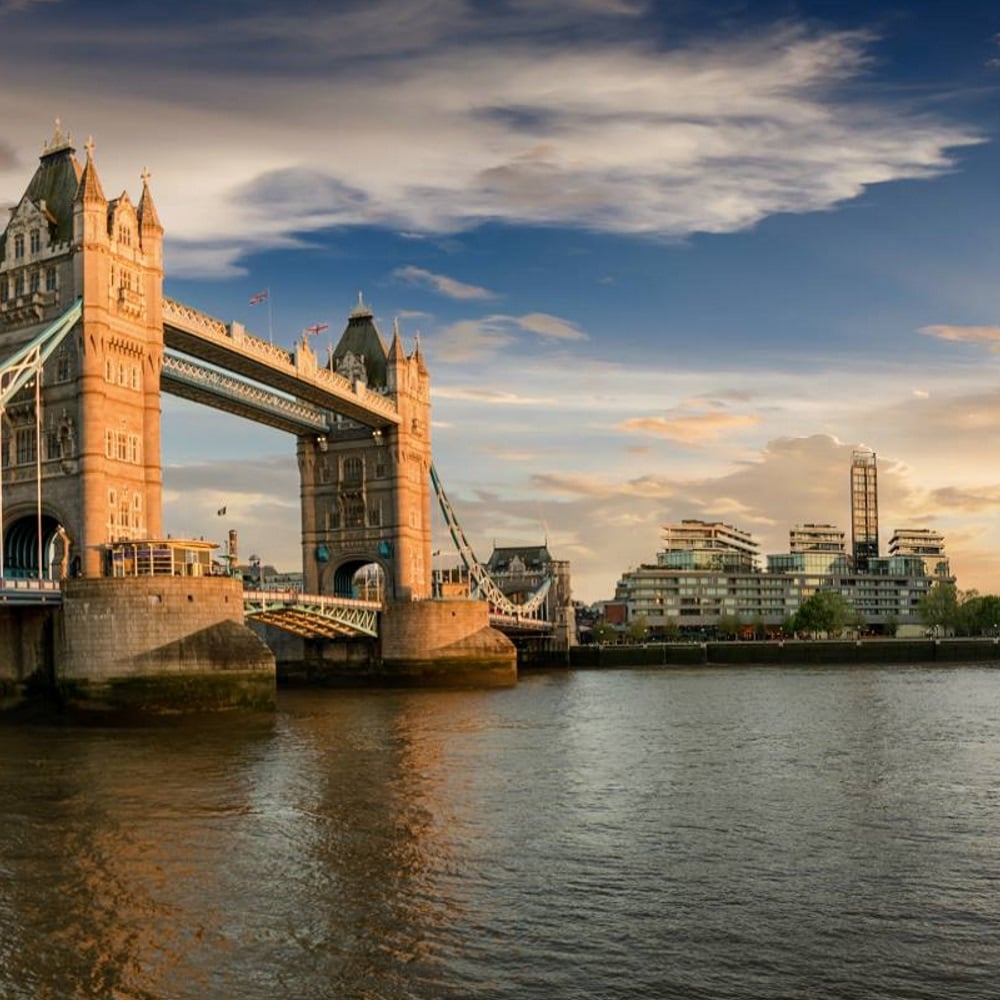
851,449 -> 879,571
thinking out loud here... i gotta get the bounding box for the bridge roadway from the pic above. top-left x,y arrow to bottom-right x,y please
162,298 -> 400,430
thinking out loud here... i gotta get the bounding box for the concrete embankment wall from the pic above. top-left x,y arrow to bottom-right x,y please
55,577 -> 275,711
570,639 -> 1000,669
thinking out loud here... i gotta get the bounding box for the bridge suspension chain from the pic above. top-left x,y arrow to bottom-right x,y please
429,463 -> 550,617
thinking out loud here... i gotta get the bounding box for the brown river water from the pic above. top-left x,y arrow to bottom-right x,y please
2,664 -> 1000,999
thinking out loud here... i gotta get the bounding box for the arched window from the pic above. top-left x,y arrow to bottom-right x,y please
29,230 -> 40,254
343,456 -> 363,484
345,499 -> 365,527
13,233 -> 24,259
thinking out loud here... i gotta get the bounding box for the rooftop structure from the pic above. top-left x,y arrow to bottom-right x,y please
889,528 -> 950,578
658,519 -> 758,573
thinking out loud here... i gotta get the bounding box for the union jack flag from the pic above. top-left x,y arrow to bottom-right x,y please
249,290 -> 268,305
305,323 -> 329,336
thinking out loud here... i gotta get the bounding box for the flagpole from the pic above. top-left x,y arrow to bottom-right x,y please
267,287 -> 273,343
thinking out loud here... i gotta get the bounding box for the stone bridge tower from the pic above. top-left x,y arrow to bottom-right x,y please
298,297 -> 433,601
0,125 -> 164,577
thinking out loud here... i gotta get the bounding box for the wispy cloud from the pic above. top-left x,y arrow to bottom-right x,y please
921,324 -> 1000,350
394,265 -> 496,300
619,412 -> 760,444
428,311 -> 586,360
514,313 -> 587,341
0,7 -> 981,275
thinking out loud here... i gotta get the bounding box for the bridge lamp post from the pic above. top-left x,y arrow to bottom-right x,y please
249,553 -> 262,590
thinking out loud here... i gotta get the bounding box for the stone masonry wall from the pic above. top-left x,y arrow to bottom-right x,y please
57,576 -> 271,679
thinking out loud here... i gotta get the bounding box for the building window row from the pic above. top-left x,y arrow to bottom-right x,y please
105,429 -> 142,464
104,357 -> 142,390
0,268 -> 57,302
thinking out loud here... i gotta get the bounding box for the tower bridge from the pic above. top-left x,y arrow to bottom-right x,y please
0,124 -> 570,702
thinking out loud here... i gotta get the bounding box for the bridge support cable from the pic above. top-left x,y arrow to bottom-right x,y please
429,463 -> 551,618
0,298 -> 82,583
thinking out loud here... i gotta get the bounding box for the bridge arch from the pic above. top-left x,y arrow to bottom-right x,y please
325,557 -> 387,601
2,509 -> 70,579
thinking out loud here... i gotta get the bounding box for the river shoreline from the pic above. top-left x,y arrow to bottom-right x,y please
547,636 -> 1000,670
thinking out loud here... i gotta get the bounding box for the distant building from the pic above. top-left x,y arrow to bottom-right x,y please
769,523 -> 851,575
615,517 -> 954,635
485,543 -> 576,647
658,520 -> 758,573
851,449 -> 879,571
888,528 -> 950,579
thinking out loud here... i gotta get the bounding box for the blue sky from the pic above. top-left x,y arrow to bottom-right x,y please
2,0 -> 1000,601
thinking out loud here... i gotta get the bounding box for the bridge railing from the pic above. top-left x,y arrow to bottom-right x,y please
242,589 -> 382,611
0,577 -> 63,604
163,298 -> 400,422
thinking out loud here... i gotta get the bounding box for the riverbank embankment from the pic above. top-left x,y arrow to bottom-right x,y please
564,638 -> 1000,669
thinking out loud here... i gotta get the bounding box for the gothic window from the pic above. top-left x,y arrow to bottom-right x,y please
116,433 -> 127,462
105,429 -> 115,458
55,350 -> 71,382
45,430 -> 61,461
14,274 -> 24,297
29,271 -> 40,294
328,503 -> 340,530
45,268 -> 56,292
105,359 -> 114,382
343,456 -> 363,484
0,280 -> 7,303
345,498 -> 365,527
368,503 -> 381,527
29,230 -> 40,254
131,365 -> 140,390
13,234 -> 24,259
128,434 -> 140,464
15,427 -> 36,465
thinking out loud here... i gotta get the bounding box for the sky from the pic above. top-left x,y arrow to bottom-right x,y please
2,0 -> 1000,603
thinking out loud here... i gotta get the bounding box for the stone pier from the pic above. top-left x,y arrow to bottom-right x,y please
53,577 -> 275,712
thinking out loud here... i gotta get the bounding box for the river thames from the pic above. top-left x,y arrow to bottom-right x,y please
2,664 -> 999,999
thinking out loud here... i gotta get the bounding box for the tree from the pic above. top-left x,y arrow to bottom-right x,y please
590,619 -> 618,644
626,615 -> 650,643
793,590 -> 853,637
918,582 -> 959,634
717,613 -> 743,639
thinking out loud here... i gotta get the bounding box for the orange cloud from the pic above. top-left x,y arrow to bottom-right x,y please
619,412 -> 760,444
920,325 -> 1000,350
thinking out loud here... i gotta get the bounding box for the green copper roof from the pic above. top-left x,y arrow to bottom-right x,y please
1,141 -> 82,262
331,293 -> 389,388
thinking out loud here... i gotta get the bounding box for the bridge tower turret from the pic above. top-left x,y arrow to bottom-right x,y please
299,298 -> 432,601
0,125 -> 164,577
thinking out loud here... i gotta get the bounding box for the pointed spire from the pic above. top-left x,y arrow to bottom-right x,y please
413,330 -> 428,373
41,117 -> 74,157
74,135 -> 106,205
349,290 -> 373,319
137,166 -> 163,233
389,316 -> 406,361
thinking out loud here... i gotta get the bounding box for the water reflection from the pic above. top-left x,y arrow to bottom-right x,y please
3,666 -> 1000,999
